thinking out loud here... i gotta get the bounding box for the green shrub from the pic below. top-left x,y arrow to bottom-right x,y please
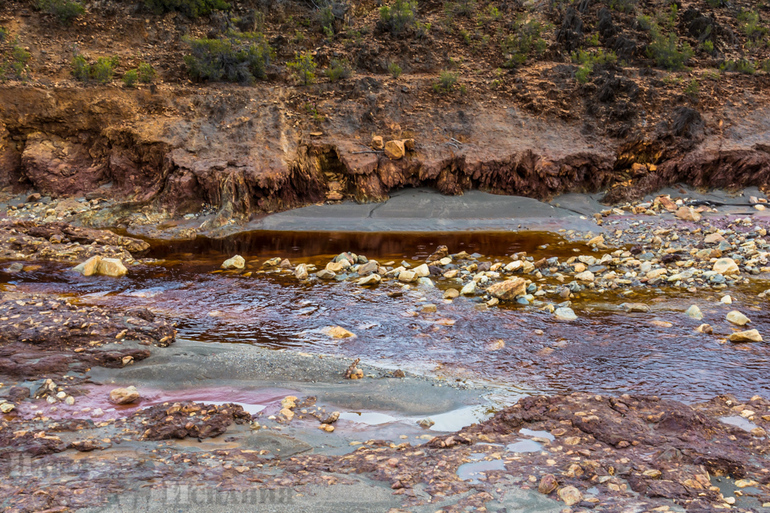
324,58 -> 352,81
646,25 -> 693,70
720,59 -> 756,74
501,18 -> 548,68
36,0 -> 85,23
388,61 -> 402,78
701,40 -> 714,54
8,46 -> 30,79
445,0 -> 476,20
636,15 -> 652,31
379,0 -> 417,36
608,0 -> 636,13
684,79 -> 699,99
318,6 -> 335,34
0,27 -> 8,42
184,33 -> 271,83
432,70 -> 458,93
571,48 -> 617,83
144,0 -> 229,18
72,54 -> 90,81
122,69 -> 138,87
92,56 -> 118,83
137,62 -> 156,83
762,60 -> 770,73
737,11 -> 768,43
287,51 -> 317,86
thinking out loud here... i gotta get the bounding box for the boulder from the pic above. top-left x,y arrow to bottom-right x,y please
413,263 -> 430,277
729,329 -> 762,343
221,255 -> 245,270
358,274 -> 381,286
97,258 -> 128,277
675,206 -> 701,222
461,281 -> 477,295
384,140 -> 405,160
109,386 -> 140,405
398,270 -> 417,283
558,485 -> 583,506
295,264 -> 309,280
487,278 -> 527,300
554,307 -> 577,321
538,474 -> 558,494
73,255 -> 102,276
622,303 -> 649,313
726,310 -> 750,326
316,269 -> 336,280
685,305 -> 703,320
713,258 -> 739,275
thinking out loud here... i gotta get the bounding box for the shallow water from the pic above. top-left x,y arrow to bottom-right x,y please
3,230 -> 770,403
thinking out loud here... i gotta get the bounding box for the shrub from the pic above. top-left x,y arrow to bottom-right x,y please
762,60 -> 770,73
7,46 -> 30,79
123,69 -> 138,87
92,56 -> 118,83
684,79 -> 699,99
184,33 -> 271,83
324,58 -> 352,81
636,14 -> 652,31
379,0 -> 417,36
0,27 -> 8,43
646,25 -> 693,70
701,40 -> 714,54
72,54 -> 90,81
608,0 -> 636,14
501,18 -> 548,68
138,62 -> 156,83
445,0 -> 476,20
144,0 -> 229,18
318,6 -> 335,34
287,51 -> 317,86
571,48 -> 617,83
36,0 -> 85,23
388,61 -> 402,78
720,59 -> 756,74
737,11 -> 768,42
432,70 -> 458,93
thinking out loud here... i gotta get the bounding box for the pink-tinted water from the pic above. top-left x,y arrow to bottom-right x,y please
4,231 -> 770,403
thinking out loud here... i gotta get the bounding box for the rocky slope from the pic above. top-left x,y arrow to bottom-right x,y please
0,0 -> 768,232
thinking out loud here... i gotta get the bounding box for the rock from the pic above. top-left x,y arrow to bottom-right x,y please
675,206 -> 701,222
0,402 -> 15,414
588,234 -> 605,247
358,273 -> 381,286
73,255 -> 101,276
413,263 -> 430,277
554,307 -> 577,321
685,305 -> 703,320
371,135 -> 384,150
622,303 -> 649,313
729,329 -> 762,342
295,264 -> 309,280
357,261 -> 379,275
720,295 -> 732,304
646,268 -> 667,280
326,260 -> 349,272
316,269 -> 336,280
726,310 -> 750,326
321,326 -> 355,339
403,138 -> 415,150
558,485 -> 583,506
696,323 -> 712,334
574,271 -> 595,282
109,386 -> 140,405
461,281 -> 476,295
418,418 -> 435,429
486,339 -> 505,351
486,278 -> 527,300
398,270 -> 417,283
279,408 -> 294,421
417,277 -> 434,288
538,474 -> 558,494
263,257 -> 281,267
705,233 -> 725,244
384,140 -> 405,160
713,258 -> 739,275
97,258 -> 128,277
428,245 -> 449,261
420,303 -> 437,313
322,411 -> 340,424
280,396 -> 297,409
221,255 -> 245,270
443,288 -> 460,299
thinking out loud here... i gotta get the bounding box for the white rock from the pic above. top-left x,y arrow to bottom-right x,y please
726,310 -> 750,326
729,329 -> 762,343
109,386 -> 140,405
222,255 -> 246,270
575,271 -> 595,282
461,281 -> 477,295
398,270 -> 417,283
720,295 -> 732,304
357,274 -> 381,286
685,305 -> 703,320
713,258 -> 739,275
554,307 -> 577,321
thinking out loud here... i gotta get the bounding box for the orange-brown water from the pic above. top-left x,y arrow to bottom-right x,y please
4,231 -> 769,403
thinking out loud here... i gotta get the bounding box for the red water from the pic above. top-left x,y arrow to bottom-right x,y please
4,231 -> 770,403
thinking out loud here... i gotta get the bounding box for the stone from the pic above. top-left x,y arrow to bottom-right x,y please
729,329 -> 762,342
322,326 -> 356,339
326,260 -> 349,272
0,402 -> 15,414
726,310 -> 750,326
675,206 -> 701,222
588,234 -> 606,248
720,295 -> 732,304
295,264 -> 309,280
461,281 -> 476,295
384,140 -> 405,160
554,307 -> 577,321
486,278 -> 527,300
713,258 -> 739,275
696,323 -> 712,334
558,485 -> 582,506
420,303 -> 437,313
417,277 -> 434,288
486,339 -> 505,351
403,138 -> 415,151
413,263 -> 430,277
371,135 -> 384,150
574,271 -> 595,282
279,408 -> 294,421
73,255 -> 101,276
97,258 -> 128,277
646,269 -> 667,280
221,255 -> 245,270
685,305 -> 703,320
398,270 -> 417,283
280,396 -> 297,409
705,233 -> 725,244
109,386 -> 140,405
357,261 -> 379,275
316,269 -> 336,280
443,288 -> 460,299
538,474 -> 558,494
622,303 -> 649,313
357,274 -> 381,286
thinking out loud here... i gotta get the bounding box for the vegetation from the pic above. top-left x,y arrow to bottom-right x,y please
184,32 -> 271,83
432,70 -> 460,93
571,48 -> 618,83
144,0 -> 229,18
720,59 -> 756,74
445,0 -> 476,20
287,51 -> 317,86
0,27 -> 8,43
684,79 -> 699,99
646,25 -> 693,70
71,54 -> 118,83
122,69 -> 138,87
36,0 -> 85,23
738,10 -> 768,48
388,61 -> 402,78
324,58 -> 352,82
501,18 -> 548,68
137,62 -> 156,83
379,0 -> 417,36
